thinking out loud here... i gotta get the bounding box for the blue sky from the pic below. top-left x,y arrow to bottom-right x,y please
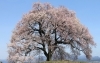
0,0 -> 100,60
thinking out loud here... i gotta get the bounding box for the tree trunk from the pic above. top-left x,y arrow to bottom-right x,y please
46,56 -> 50,61
46,52 -> 52,61
43,48 -> 52,61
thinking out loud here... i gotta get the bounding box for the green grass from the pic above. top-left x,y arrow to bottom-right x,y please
42,60 -> 87,63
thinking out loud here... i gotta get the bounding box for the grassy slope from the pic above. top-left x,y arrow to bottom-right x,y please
42,60 -> 87,63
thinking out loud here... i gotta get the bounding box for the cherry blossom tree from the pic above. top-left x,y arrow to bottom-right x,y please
8,2 -> 96,63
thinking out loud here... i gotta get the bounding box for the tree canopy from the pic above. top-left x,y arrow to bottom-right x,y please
8,2 -> 96,63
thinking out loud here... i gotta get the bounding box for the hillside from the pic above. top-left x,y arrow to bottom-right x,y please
42,61 -> 87,63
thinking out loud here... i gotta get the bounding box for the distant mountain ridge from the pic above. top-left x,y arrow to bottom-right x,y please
0,59 -> 7,63
78,56 -> 100,61
0,56 -> 100,63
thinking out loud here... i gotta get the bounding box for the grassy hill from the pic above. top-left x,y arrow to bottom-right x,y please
42,60 -> 87,63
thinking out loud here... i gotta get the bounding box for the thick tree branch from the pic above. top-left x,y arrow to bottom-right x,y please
70,39 -> 88,51
36,46 -> 48,56
25,47 -> 31,56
